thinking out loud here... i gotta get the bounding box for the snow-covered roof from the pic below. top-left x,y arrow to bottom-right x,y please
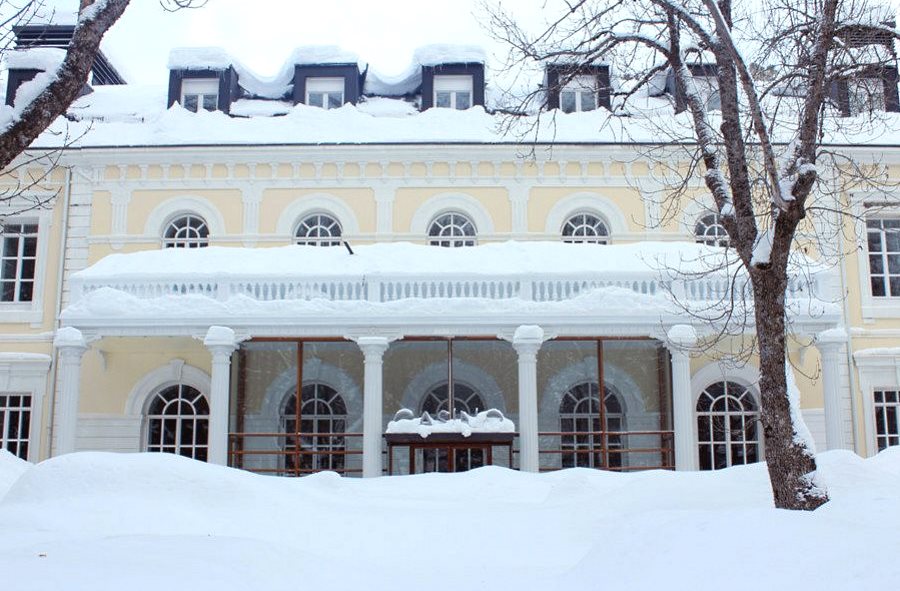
168,47 -> 234,71
413,44 -> 486,66
4,47 -> 66,71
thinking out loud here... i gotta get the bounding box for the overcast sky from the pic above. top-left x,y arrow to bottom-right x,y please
51,0 -> 544,85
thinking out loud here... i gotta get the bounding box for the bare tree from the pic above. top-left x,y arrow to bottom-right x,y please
485,0 -> 900,510
0,0 -> 204,174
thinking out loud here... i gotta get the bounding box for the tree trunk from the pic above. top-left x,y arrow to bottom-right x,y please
752,265 -> 828,510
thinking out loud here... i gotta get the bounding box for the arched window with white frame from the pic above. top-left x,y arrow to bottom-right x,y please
281,383 -> 348,474
696,381 -> 761,470
294,213 -> 343,246
695,213 -> 729,247
145,384 -> 209,461
163,213 -> 209,248
427,212 -> 477,247
559,382 -> 624,469
561,212 -> 610,244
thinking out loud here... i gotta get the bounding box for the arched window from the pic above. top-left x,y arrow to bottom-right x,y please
420,382 -> 485,471
281,383 -> 347,474
145,384 -> 209,461
559,382 -> 624,469
562,212 -> 610,244
695,213 -> 729,247
427,212 -> 477,247
696,381 -> 761,470
295,213 -> 343,246
163,214 -> 209,248
420,382 -> 485,416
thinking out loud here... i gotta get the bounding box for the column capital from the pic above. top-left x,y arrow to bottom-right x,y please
666,324 -> 697,352
54,327 -> 88,353
203,326 -> 238,356
357,336 -> 390,359
512,325 -> 544,356
816,328 -> 848,351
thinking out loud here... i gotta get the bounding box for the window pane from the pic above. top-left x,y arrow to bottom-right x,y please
202,94 -> 218,111
560,91 -> 576,113
868,231 -> 883,251
308,93 -> 324,108
872,276 -> 886,297
455,92 -> 471,110
327,93 -> 343,109
436,92 -> 451,108
580,91 -> 597,111
183,94 -> 199,112
887,230 -> 900,252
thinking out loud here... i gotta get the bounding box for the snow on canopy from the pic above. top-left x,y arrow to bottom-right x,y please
60,242 -> 836,326
0,450 -> 898,590
72,242 -> 740,279
386,409 -> 515,437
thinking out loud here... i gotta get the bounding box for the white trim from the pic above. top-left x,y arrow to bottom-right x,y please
690,360 -> 763,463
680,199 -> 718,238
409,192 -> 495,236
0,352 -> 51,462
544,192 -> 628,238
125,359 -> 211,419
853,348 -> 900,456
0,209 -> 53,324
143,196 -> 226,243
275,193 -> 361,238
851,194 -> 900,319
690,361 -> 761,405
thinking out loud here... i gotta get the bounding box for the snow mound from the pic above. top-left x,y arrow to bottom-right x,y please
0,450 -> 898,590
0,450 -> 29,499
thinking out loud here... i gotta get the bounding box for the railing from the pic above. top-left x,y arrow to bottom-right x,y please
227,430 -> 675,477
536,429 -> 675,472
71,270 -> 826,305
228,431 -> 364,477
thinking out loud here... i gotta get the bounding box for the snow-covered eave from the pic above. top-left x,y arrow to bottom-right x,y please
57,305 -> 841,339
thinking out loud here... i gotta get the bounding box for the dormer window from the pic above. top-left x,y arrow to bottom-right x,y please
560,75 -> 598,113
306,77 -> 345,109
181,78 -> 219,112
545,64 -> 611,112
849,77 -> 886,115
433,75 -> 473,110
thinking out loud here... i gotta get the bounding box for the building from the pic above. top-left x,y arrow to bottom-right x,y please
0,25 -> 897,477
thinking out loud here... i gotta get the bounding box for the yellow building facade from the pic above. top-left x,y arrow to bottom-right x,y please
0,42 -> 892,477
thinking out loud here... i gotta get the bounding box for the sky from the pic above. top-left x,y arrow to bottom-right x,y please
42,0 -> 548,85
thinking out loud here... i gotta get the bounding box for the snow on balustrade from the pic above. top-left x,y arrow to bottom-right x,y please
63,242 -> 835,323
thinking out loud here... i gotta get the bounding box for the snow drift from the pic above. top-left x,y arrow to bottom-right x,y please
0,449 -> 898,590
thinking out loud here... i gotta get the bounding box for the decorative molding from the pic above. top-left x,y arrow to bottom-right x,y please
124,359 -> 212,418
143,195 -> 227,241
409,191 -> 496,237
544,191 -> 630,238
274,192 -> 362,238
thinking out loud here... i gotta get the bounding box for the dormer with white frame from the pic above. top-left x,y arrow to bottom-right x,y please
545,63 -> 611,112
291,47 -> 363,108
418,45 -> 486,111
167,48 -> 240,115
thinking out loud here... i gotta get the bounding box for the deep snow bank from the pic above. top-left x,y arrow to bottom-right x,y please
0,450 -> 29,499
0,450 -> 897,591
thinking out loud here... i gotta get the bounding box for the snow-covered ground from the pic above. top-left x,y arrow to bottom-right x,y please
0,449 -> 898,590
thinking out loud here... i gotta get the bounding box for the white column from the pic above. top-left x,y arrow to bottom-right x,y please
358,336 -> 390,478
203,326 -> 237,466
513,325 -> 544,473
53,327 -> 88,456
817,329 -> 848,450
667,325 -> 698,471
